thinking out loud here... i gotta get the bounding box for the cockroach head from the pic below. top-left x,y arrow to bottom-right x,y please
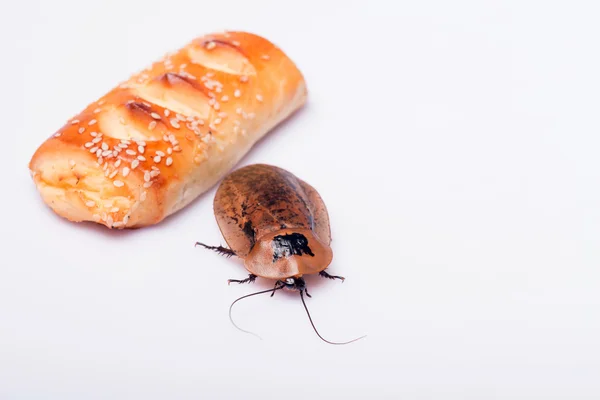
282,277 -> 306,291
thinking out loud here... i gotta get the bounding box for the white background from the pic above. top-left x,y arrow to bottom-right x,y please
2,0 -> 600,398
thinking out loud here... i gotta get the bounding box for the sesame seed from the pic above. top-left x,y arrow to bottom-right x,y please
154,155 -> 161,163
122,167 -> 130,177
137,140 -> 146,147
126,149 -> 136,156
101,143 -> 109,151
241,129 -> 247,136
113,221 -> 124,228
102,150 -> 112,157
138,145 -> 145,154
206,41 -> 216,50
167,147 -> 173,154
98,100 -> 105,105
90,147 -> 98,153
94,108 -> 102,114
150,169 -> 160,178
256,94 -> 263,102
151,112 -> 161,120
109,170 -> 118,179
156,150 -> 165,157
240,75 -> 248,83
173,146 -> 181,152
180,63 -> 187,69
113,180 -> 124,187
163,134 -> 170,142
218,112 -> 227,118
214,118 -> 222,125
78,127 -> 85,134
232,40 -> 240,46
131,159 -> 140,169
120,139 -> 130,145
111,207 -> 120,213
69,160 -> 76,167
119,117 -> 126,125
85,200 -> 95,207
176,113 -> 186,121
71,119 -> 80,125
170,119 -> 180,129
148,121 -> 157,130
115,159 -> 121,167
90,131 -> 98,137
89,119 -> 97,126
236,107 -> 243,114
164,109 -> 170,117
221,95 -> 229,102
208,98 -> 215,106
118,143 -> 128,149
166,157 -> 173,166
261,54 -> 270,60
213,102 -> 220,110
234,89 -> 241,98
85,142 -> 94,148
141,192 -> 147,201
144,181 -> 153,188
144,171 -> 151,182
104,170 -> 110,177
107,216 -> 114,226
137,155 -> 146,161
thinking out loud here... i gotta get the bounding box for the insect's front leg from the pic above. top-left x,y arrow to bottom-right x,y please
227,274 -> 257,285
319,270 -> 345,282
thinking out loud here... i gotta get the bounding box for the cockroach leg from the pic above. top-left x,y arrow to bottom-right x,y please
270,281 -> 284,297
319,270 -> 345,282
195,242 -> 236,258
304,288 -> 312,298
227,274 -> 257,285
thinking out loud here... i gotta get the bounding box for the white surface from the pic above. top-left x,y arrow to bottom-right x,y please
2,0 -> 600,398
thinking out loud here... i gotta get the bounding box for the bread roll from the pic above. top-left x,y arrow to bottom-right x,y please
28,31 -> 307,229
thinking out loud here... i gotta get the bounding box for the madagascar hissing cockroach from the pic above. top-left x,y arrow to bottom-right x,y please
196,163 -> 365,345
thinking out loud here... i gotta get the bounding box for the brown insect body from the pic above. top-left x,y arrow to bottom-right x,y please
213,163 -> 333,282
197,164 -> 364,345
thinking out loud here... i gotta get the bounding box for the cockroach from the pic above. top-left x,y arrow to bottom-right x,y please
196,163 -> 365,345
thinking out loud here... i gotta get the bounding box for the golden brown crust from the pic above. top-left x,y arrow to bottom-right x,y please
29,31 -> 307,228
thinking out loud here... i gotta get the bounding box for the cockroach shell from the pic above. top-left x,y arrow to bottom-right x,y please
213,164 -> 333,279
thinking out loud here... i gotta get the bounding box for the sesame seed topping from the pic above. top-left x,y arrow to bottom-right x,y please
98,100 -> 105,105
151,112 -> 161,120
143,181 -> 153,188
119,117 -> 126,125
69,160 -> 76,167
115,159 -> 121,167
173,145 -> 181,152
261,54 -> 270,60
170,119 -> 180,129
122,167 -> 130,177
84,142 -> 94,148
137,155 -> 146,161
167,147 -> 173,154
138,145 -> 145,154
85,200 -> 95,207
92,137 -> 102,144
109,170 -> 118,179
71,119 -> 80,125
232,40 -> 240,46
131,159 -> 140,169
154,155 -> 161,163
140,192 -> 147,201
150,169 -> 160,177
94,108 -> 102,114
101,143 -> 109,151
206,41 -> 216,50
156,150 -> 165,157
213,102 -> 220,111
111,207 -> 120,213
166,157 -> 173,166
208,98 -> 215,106
89,119 -> 97,126
144,171 -> 151,182
214,118 -> 222,125
137,140 -> 146,146
91,147 -> 99,154
78,127 -> 85,134
236,107 -> 243,114
113,221 -> 124,228
126,149 -> 136,156
113,180 -> 124,187
256,94 -> 263,102
120,139 -> 130,145
221,95 -> 229,102
240,75 -> 248,83
234,89 -> 241,98
148,121 -> 157,130
164,109 -> 170,117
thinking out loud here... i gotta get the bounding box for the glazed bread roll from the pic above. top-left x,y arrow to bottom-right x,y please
29,31 -> 307,229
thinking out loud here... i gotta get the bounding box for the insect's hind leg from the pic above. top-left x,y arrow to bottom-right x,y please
319,270 -> 345,282
195,242 -> 236,258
